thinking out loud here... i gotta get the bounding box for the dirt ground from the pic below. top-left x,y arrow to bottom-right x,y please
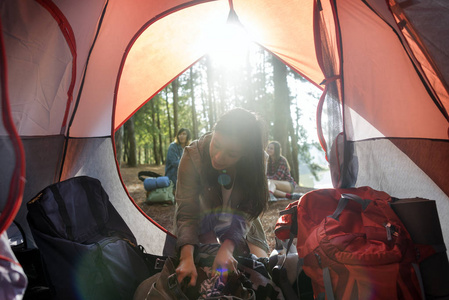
120,164 -> 313,252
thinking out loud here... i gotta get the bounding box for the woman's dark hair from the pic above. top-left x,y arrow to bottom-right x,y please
212,108 -> 269,219
267,141 -> 290,175
175,128 -> 191,145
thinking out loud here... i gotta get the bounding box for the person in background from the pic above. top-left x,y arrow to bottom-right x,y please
174,108 -> 270,287
165,128 -> 191,189
266,141 -> 301,200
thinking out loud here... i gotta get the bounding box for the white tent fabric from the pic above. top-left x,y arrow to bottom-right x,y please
1,0 -> 449,259
3,0 -> 73,136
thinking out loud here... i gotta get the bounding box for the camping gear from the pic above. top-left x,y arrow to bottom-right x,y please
26,176 -> 162,300
135,243 -> 285,300
145,181 -> 175,205
135,245 -> 259,300
269,238 -> 314,300
275,187 -> 431,300
2,1 -> 449,298
138,171 -> 175,204
390,198 -> 449,299
193,244 -> 283,300
143,176 -> 171,191
136,256 -> 256,300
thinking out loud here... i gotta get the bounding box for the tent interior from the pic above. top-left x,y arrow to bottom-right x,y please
1,0 -> 449,296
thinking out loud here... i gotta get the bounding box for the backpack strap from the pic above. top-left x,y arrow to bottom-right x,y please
49,185 -> 73,240
279,205 -> 299,248
322,267 -> 335,300
330,193 -> 371,221
80,179 -> 107,236
412,263 -> 426,300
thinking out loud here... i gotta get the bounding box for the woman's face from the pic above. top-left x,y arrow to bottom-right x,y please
209,131 -> 244,171
178,131 -> 188,144
266,143 -> 275,158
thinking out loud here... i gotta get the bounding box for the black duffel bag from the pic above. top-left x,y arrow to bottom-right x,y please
27,176 -> 164,300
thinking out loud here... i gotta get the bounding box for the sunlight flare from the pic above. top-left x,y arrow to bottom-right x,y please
203,12 -> 253,70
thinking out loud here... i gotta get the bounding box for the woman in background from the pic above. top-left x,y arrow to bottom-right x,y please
266,141 -> 301,200
165,128 -> 191,189
174,108 -> 270,287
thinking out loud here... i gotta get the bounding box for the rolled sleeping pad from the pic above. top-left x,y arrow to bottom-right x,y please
143,176 -> 171,191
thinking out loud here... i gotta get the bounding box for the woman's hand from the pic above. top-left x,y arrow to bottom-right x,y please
176,245 -> 197,286
212,240 -> 237,281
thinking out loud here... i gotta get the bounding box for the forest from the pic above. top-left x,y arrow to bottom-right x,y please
114,43 -> 327,185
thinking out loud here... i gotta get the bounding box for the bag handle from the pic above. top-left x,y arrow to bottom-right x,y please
330,193 -> 371,221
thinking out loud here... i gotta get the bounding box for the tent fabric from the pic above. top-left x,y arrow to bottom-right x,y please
1,0 -> 449,263
67,0 -> 323,136
2,0 -> 74,136
15,135 -> 66,249
0,12 -> 25,237
340,0 -> 448,141
59,137 -> 176,255
390,0 -> 449,115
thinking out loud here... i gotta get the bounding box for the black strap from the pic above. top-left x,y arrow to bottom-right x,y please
49,185 -> 73,240
330,194 -> 371,221
277,204 -> 299,264
12,220 -> 27,250
79,179 -> 107,236
279,206 -> 298,216
95,240 -> 122,298
279,205 -> 299,236
164,258 -> 188,299
138,170 -> 162,182
278,267 -> 301,300
167,273 -> 187,299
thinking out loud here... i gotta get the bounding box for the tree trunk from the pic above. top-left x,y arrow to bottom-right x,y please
206,55 -> 216,130
272,56 -> 296,179
150,100 -> 160,165
245,50 -> 255,111
172,78 -> 179,138
289,116 -> 300,184
114,126 -> 124,167
164,87 -> 173,142
156,96 -> 164,164
144,144 -> 149,164
190,67 -> 198,139
138,146 -> 141,165
124,116 -> 137,167
272,56 -> 290,148
200,73 -> 209,131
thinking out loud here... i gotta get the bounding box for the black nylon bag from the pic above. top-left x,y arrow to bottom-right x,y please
27,176 -> 153,300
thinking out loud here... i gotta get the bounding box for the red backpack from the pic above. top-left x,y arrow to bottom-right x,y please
275,187 -> 428,300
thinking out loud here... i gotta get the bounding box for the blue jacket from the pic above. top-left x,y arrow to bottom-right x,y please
164,142 -> 184,188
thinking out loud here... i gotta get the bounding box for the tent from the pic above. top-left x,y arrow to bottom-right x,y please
1,0 -> 448,283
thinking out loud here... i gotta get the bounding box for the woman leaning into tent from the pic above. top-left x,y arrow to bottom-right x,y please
174,108 -> 270,287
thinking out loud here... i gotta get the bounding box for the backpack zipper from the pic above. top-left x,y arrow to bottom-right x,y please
384,222 -> 398,241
